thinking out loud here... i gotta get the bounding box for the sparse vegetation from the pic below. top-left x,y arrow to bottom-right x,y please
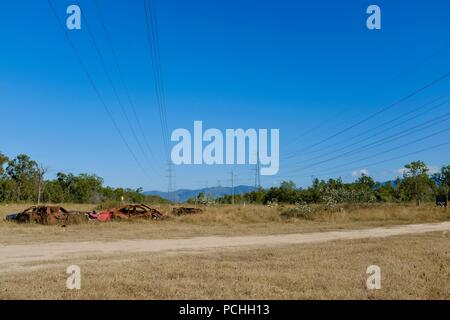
1,152 -> 449,300
0,151 -> 168,205
1,202 -> 449,245
217,162 -> 450,207
2,151 -> 449,209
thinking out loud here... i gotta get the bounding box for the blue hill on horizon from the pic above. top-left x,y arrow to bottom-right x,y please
144,185 -> 257,202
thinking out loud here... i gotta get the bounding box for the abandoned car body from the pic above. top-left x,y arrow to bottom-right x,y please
5,213 -> 19,221
89,204 -> 164,221
172,207 -> 203,215
5,204 -> 166,225
7,206 -> 88,225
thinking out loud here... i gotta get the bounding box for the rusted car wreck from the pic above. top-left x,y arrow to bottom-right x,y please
4,204 -> 202,225
172,207 -> 203,215
89,204 -> 164,221
6,206 -> 88,225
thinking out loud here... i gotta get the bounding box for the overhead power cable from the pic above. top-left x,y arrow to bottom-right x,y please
74,0 -> 163,178
284,97 -> 450,165
143,0 -> 170,158
284,40 -> 450,156
92,0 -> 164,170
292,70 -> 450,154
277,138 -> 450,181
47,0 -> 153,181
283,107 -> 450,175
284,91 -> 450,160
298,125 -> 450,178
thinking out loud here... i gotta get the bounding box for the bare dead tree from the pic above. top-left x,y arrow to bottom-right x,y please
37,164 -> 49,205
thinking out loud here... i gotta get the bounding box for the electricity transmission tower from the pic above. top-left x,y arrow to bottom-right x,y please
167,161 -> 176,202
254,152 -> 261,189
229,170 -> 235,205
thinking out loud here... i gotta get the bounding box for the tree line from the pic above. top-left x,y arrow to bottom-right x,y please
1,152 -> 449,207
215,161 -> 450,206
0,152 -> 167,204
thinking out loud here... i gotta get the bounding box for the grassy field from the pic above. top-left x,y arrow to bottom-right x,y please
0,232 -> 448,299
0,202 -> 449,245
1,203 -> 449,299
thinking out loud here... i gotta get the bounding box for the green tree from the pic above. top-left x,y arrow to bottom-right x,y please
243,188 -> 266,204
401,161 -> 433,206
56,172 -> 75,201
280,180 -> 296,191
303,178 -> 326,203
0,152 -> 8,176
355,174 -> 375,189
42,180 -> 65,203
71,174 -> 104,203
263,181 -> 299,204
432,165 -> 450,204
374,181 -> 398,202
5,154 -> 39,202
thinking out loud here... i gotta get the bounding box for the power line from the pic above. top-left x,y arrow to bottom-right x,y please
143,0 -> 174,195
283,108 -> 347,154
284,96 -> 450,165
148,0 -> 170,148
47,0 -> 153,182
92,0 -> 164,170
284,40 -> 450,157
291,70 -> 450,154
300,125 -> 450,178
283,107 -> 450,175
74,0 -> 163,178
276,138 -> 450,182
321,140 -> 450,181
284,91 -> 450,160
143,0 -> 170,156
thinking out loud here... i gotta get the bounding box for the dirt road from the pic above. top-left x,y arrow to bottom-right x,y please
1,222 -> 449,272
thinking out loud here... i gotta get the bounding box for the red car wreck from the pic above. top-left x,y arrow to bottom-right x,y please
89,204 -> 165,221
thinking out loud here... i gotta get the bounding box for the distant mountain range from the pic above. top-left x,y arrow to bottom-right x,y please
144,185 -> 257,202
145,180 -> 399,202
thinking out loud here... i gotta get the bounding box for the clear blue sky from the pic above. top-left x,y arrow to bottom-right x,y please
1,0 -> 450,191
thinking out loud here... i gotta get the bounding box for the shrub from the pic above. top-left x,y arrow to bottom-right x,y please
280,202 -> 315,219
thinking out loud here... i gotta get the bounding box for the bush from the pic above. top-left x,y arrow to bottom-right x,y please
280,200 -> 344,220
65,213 -> 89,225
320,186 -> 376,204
280,203 -> 315,220
95,200 -> 122,211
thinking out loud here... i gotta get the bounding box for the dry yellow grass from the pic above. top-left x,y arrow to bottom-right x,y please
0,203 -> 449,245
1,203 -> 448,299
0,232 -> 448,299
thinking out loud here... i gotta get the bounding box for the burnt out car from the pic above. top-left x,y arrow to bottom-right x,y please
12,206 -> 88,225
5,213 -> 19,221
172,207 -> 203,216
89,204 -> 165,221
